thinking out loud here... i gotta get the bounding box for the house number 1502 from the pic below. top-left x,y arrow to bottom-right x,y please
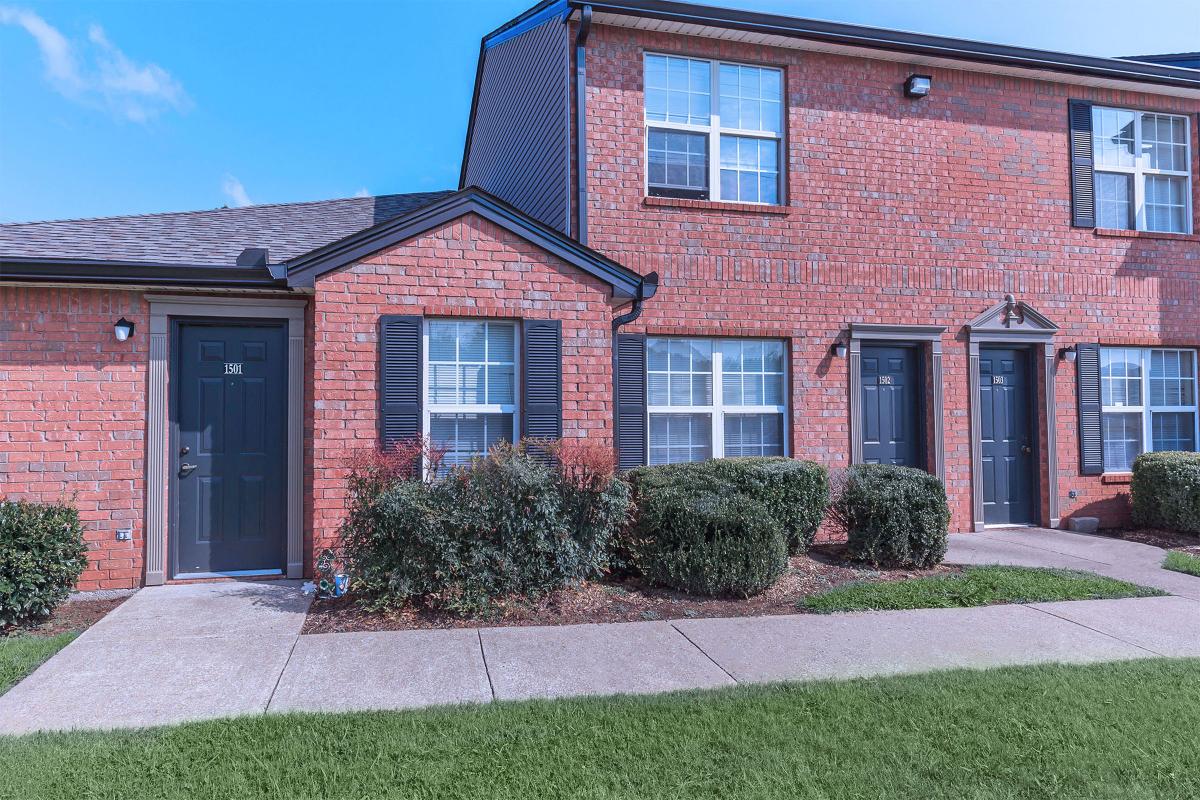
224,363 -> 243,375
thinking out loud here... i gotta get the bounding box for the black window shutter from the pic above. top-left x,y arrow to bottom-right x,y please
615,333 -> 647,470
522,320 -> 562,441
1076,343 -> 1104,475
379,315 -> 422,447
1068,100 -> 1096,228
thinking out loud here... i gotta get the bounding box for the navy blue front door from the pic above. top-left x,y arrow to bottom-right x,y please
979,347 -> 1036,525
861,345 -> 923,468
173,322 -> 288,575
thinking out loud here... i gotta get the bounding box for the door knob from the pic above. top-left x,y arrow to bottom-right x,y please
1021,445 -> 1032,455
179,463 -> 198,476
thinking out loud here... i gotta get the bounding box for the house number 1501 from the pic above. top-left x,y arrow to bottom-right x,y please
224,363 -> 243,375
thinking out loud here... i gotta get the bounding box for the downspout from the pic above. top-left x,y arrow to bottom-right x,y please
574,4 -> 592,245
612,272 -> 658,332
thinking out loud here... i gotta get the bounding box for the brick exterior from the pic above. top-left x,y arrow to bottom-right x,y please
577,23 -> 1200,532
309,213 -> 616,560
4,21 -> 1199,589
0,287 -> 148,590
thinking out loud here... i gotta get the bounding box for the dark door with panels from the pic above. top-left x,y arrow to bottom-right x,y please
861,345 -> 924,468
173,321 -> 287,576
978,347 -> 1035,525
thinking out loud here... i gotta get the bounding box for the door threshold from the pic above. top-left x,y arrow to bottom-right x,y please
171,569 -> 284,581
982,524 -> 1037,530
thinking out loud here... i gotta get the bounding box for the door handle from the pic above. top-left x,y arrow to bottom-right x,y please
1021,445 -> 1032,455
179,463 -> 198,476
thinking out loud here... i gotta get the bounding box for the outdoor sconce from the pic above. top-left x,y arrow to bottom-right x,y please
832,342 -> 848,359
1059,345 -> 1077,363
904,74 -> 932,99
113,317 -> 135,342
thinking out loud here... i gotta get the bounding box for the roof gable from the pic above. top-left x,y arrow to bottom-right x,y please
285,187 -> 655,301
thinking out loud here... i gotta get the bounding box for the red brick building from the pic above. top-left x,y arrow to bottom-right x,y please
2,0 -> 1199,589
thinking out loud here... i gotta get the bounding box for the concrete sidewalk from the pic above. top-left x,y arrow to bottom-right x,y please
2,529 -> 1198,734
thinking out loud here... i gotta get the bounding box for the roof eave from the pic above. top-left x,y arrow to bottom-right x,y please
0,257 -> 287,288
568,0 -> 1200,91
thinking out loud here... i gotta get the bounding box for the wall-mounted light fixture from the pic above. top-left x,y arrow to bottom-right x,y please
113,317 -> 135,342
832,341 -> 848,359
1059,345 -> 1077,363
904,74 -> 932,99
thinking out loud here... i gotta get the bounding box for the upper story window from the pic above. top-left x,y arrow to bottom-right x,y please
1092,107 -> 1192,233
426,320 -> 518,468
644,54 -> 783,205
1100,347 -> 1198,472
646,337 -> 787,464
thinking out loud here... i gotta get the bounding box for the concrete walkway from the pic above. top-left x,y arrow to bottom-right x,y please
2,528 -> 1199,735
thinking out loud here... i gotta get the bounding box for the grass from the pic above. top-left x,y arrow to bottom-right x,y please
800,565 -> 1164,613
1164,550 -> 1200,577
1,659 -> 1199,799
0,632 -> 76,695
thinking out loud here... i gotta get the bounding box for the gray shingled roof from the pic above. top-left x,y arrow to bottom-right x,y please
0,191 -> 453,266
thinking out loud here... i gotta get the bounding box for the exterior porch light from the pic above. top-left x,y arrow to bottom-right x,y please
904,74 -> 932,98
113,317 -> 135,342
832,341 -> 848,359
1059,345 -> 1077,363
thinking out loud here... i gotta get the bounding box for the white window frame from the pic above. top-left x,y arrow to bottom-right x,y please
1100,347 -> 1199,473
1092,107 -> 1193,234
643,53 -> 784,206
646,336 -> 789,463
422,319 -> 520,465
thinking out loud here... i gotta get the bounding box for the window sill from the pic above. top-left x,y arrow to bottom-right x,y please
1101,472 -> 1133,485
642,196 -> 792,215
1094,228 -> 1200,242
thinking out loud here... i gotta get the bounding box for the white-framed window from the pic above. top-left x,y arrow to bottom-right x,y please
646,337 -> 787,464
644,53 -> 783,205
1092,107 -> 1192,234
1100,347 -> 1198,472
424,319 -> 519,467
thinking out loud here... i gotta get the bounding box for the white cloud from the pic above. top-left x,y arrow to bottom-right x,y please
221,175 -> 253,208
353,187 -> 370,198
0,7 -> 190,122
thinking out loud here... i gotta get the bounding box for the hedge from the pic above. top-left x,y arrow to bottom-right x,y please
1,499 -> 88,629
625,482 -> 787,597
628,457 -> 828,553
1131,451 -> 1200,534
339,441 -> 630,614
831,464 -> 950,568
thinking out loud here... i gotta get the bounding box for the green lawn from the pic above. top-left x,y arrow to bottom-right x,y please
800,566 -> 1163,613
2,659 -> 1199,799
0,632 -> 76,695
1164,550 -> 1200,577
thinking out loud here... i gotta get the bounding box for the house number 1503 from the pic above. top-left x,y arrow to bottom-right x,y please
224,363 -> 243,375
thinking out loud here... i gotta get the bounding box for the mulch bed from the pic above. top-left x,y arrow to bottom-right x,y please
302,545 -> 959,634
1096,527 -> 1200,555
2,597 -> 129,638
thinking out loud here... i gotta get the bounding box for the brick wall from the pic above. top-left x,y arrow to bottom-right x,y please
309,213 -> 617,559
580,24 -> 1200,531
0,287 -> 148,590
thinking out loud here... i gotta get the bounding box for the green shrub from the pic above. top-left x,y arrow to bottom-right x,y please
831,464 -> 950,568
1131,451 -> 1200,534
626,474 -> 787,597
628,457 -> 828,553
1,499 -> 88,629
339,441 -> 630,614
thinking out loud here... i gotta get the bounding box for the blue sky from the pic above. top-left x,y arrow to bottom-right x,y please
1,0 -> 1197,223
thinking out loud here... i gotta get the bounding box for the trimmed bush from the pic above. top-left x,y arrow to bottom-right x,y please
628,457 -> 828,553
1131,451 -> 1200,534
832,464 -> 950,568
1,499 -> 88,629
340,441 -> 630,614
626,483 -> 787,597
